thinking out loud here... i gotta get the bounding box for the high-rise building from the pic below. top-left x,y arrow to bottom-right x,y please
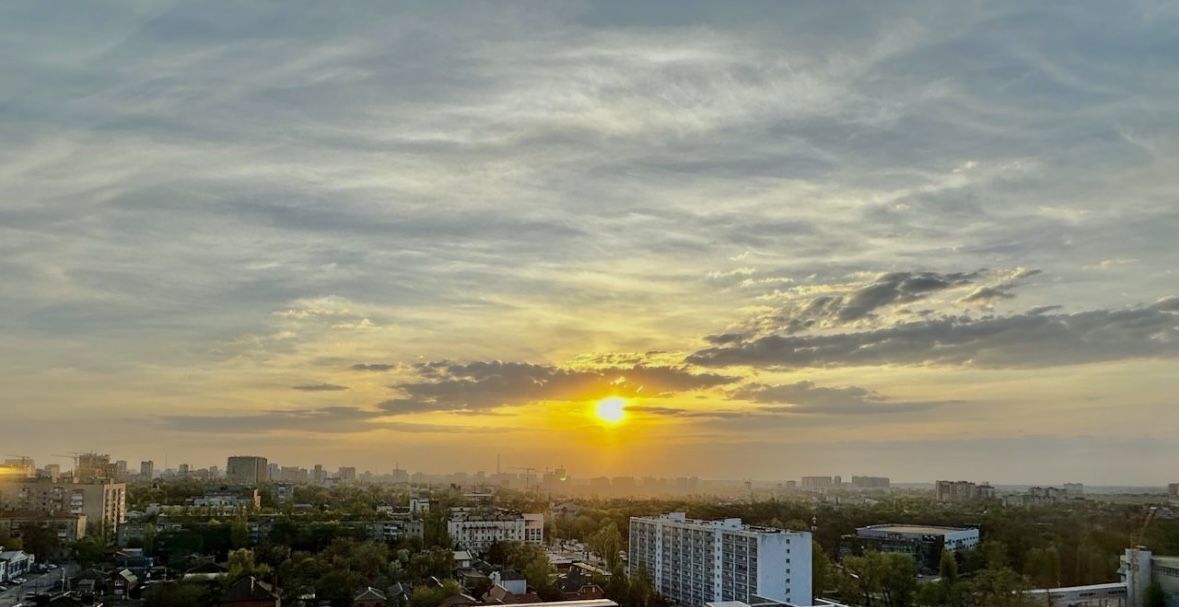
311,464 -> 326,485
139,461 -> 154,480
178,464 -> 190,479
42,464 -> 61,480
629,513 -> 812,607
75,453 -> 118,482
338,467 -> 357,482
226,456 -> 269,485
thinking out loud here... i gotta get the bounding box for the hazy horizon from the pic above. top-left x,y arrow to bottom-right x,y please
2,1 -> 1178,485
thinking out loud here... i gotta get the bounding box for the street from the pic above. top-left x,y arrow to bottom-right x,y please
0,563 -> 79,607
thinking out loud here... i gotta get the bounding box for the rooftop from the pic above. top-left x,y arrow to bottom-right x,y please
859,524 -> 975,536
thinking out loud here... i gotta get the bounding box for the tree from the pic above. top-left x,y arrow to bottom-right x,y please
409,579 -> 464,607
628,565 -> 655,607
590,522 -> 624,568
142,582 -> 205,607
813,540 -> 834,595
230,518 -> 251,549
1145,581 -> 1167,607
73,536 -> 106,567
965,567 -> 1038,607
19,525 -> 60,562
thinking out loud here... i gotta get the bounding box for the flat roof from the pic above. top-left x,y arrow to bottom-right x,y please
859,525 -> 975,535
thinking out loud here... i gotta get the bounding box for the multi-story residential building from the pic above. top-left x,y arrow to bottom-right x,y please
338,467 -> 357,482
140,460 -> 155,481
448,510 -> 545,554
0,479 -> 126,537
844,524 -> 980,573
935,480 -> 995,503
628,513 -> 812,607
851,476 -> 891,490
1168,483 -> 1179,499
226,456 -> 270,485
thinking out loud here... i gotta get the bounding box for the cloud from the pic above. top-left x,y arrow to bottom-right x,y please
160,406 -> 475,434
379,361 -> 738,415
689,299 -> 1179,369
351,363 -> 396,372
292,382 -> 349,391
733,381 -> 953,415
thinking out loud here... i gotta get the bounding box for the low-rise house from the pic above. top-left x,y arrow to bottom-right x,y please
222,576 -> 281,607
0,549 -> 35,582
353,586 -> 389,607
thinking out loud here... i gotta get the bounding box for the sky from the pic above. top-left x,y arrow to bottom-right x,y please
2,1 -> 1178,485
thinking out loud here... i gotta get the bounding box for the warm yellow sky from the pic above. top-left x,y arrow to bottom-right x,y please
2,2 -> 1178,483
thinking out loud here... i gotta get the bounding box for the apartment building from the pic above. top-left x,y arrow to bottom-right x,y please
226,456 -> 270,485
628,513 -> 812,607
0,479 -> 125,537
448,510 -> 545,554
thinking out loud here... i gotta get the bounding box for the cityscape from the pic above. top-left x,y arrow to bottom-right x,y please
3,2 -> 1179,607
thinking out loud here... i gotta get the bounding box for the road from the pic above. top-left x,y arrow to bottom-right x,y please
0,563 -> 79,607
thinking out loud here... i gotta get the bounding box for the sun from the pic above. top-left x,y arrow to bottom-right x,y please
594,397 -> 629,425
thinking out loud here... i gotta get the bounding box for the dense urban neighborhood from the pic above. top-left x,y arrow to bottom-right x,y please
3,455 -> 1179,607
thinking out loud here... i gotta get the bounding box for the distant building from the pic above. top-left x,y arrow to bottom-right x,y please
845,524 -> 980,573
226,456 -> 270,485
629,512 -> 812,607
76,453 -> 119,482
188,486 -> 262,513
448,510 -> 545,554
935,480 -> 995,502
1169,484 -> 1179,498
801,476 -> 835,490
338,467 -> 357,482
140,460 -> 154,481
1063,483 -> 1084,496
851,476 -> 891,490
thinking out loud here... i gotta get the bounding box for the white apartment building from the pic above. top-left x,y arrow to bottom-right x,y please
629,513 -> 812,607
448,510 -> 545,554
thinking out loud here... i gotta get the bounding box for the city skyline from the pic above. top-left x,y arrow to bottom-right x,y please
3,2 -> 1179,484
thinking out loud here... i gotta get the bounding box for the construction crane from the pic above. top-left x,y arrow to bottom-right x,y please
1131,506 -> 1158,548
52,453 -> 82,472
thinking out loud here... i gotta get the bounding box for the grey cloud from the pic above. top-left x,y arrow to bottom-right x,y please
733,381 -> 954,415
351,363 -> 395,372
379,361 -> 738,415
689,302 -> 1179,369
160,406 -> 474,434
292,383 -> 349,391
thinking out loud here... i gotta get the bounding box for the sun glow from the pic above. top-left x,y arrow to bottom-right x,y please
594,397 -> 628,425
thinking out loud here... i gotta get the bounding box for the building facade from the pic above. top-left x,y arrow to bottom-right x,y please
448,510 -> 545,554
226,456 -> 270,485
0,479 -> 125,537
845,525 -> 979,573
628,513 -> 812,607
